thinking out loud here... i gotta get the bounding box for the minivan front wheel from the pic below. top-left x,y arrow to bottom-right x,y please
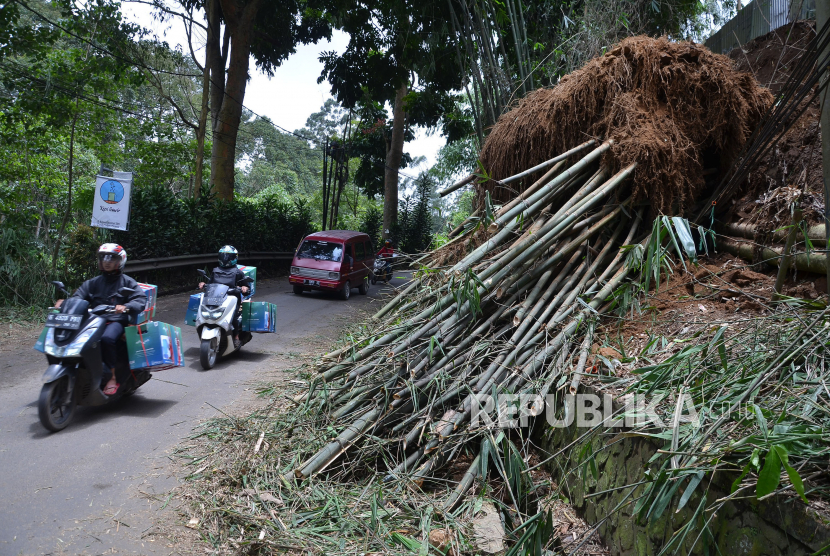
293,285 -> 303,295
340,281 -> 351,300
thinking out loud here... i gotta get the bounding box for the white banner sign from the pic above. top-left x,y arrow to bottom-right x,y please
91,173 -> 132,231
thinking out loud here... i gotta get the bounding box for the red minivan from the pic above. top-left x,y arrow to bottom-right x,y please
289,230 -> 375,300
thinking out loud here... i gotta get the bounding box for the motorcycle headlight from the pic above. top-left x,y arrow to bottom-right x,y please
55,327 -> 98,358
328,272 -> 340,280
291,266 -> 300,275
201,308 -> 224,319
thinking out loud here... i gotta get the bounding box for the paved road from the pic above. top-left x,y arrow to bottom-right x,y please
0,274 -> 406,555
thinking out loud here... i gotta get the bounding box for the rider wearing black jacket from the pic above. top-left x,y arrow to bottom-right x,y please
62,244 -> 147,395
198,245 -> 250,348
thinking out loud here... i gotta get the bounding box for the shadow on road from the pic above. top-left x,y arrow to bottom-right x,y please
28,395 -> 178,438
183,345 -> 271,371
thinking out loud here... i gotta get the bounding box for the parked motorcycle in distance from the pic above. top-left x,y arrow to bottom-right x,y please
37,281 -> 152,432
195,269 -> 253,370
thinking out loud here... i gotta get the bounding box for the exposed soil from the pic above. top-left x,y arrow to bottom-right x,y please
726,21 -> 824,230
584,251 -> 824,385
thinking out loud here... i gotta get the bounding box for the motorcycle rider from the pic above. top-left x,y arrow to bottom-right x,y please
198,245 -> 250,349
55,244 -> 147,396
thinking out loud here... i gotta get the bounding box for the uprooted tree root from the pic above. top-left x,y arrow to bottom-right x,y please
478,36 -> 772,214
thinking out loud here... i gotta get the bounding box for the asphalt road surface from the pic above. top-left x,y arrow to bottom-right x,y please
0,274 -> 408,555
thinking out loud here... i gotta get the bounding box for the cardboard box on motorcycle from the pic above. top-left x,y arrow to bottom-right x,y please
33,283 -> 157,352
241,301 -> 276,333
125,321 -> 185,370
135,282 -> 158,324
237,265 -> 256,297
185,293 -> 201,326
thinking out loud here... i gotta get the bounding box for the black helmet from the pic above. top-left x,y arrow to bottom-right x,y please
218,245 -> 238,268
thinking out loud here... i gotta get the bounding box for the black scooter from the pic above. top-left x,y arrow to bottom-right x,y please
371,257 -> 393,284
37,281 -> 152,432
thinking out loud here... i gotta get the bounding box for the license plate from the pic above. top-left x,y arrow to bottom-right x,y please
45,313 -> 83,330
303,279 -> 320,286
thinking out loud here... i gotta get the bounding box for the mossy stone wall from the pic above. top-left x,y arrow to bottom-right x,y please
540,390 -> 830,555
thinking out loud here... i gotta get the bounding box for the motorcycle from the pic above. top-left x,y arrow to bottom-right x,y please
37,281 -> 152,432
371,256 -> 393,284
195,269 -> 254,370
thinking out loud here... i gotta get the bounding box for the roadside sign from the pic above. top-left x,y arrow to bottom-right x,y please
91,172 -> 132,231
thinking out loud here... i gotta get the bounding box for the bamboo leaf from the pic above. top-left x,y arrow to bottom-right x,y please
756,448 -> 781,498
662,215 -> 686,271
390,532 -> 422,551
753,404 -> 768,442
677,471 -> 704,511
731,464 -> 750,494
774,445 -> 808,504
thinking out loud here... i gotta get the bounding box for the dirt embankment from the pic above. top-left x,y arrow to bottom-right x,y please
726,21 -> 824,231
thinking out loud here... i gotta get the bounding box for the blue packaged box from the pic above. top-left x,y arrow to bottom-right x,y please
241,301 -> 276,333
33,308 -> 59,353
134,283 -> 158,324
185,293 -> 202,326
237,265 -> 256,298
126,321 -> 185,370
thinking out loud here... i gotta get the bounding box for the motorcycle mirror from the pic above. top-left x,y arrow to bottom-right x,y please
197,269 -> 209,278
242,276 -> 253,284
51,280 -> 69,296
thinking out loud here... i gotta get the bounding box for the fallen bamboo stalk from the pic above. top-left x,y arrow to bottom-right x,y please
569,323 -> 595,394
718,237 -> 828,275
497,139 -> 597,185
495,159 -> 567,218
442,453 -> 481,511
447,208 -> 481,238
438,173 -> 476,197
294,407 -> 381,478
722,221 -> 826,244
491,141 -> 612,230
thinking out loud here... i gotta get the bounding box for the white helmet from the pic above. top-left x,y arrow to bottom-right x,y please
98,243 -> 127,274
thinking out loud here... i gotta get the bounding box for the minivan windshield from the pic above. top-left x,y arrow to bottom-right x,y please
296,240 -> 343,262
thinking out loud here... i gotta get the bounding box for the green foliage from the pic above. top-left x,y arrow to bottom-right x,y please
235,111 -> 323,197
64,223 -> 101,287
359,205 -> 383,249
0,222 -> 53,308
111,185 -> 314,259
391,176 -> 434,254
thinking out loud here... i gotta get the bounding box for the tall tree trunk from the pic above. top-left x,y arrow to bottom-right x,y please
383,83 -> 407,240
193,0 -> 214,199
212,0 -> 262,201
52,111 -> 79,273
207,0 -> 224,134
322,139 -> 329,230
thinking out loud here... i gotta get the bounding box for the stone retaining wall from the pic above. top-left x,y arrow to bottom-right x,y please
540,390 -> 830,555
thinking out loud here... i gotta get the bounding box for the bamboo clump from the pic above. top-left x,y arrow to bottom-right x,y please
293,142 -> 649,497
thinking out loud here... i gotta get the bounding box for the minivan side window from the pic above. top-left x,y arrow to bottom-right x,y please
366,241 -> 373,256
355,242 -> 365,261
345,243 -> 353,264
